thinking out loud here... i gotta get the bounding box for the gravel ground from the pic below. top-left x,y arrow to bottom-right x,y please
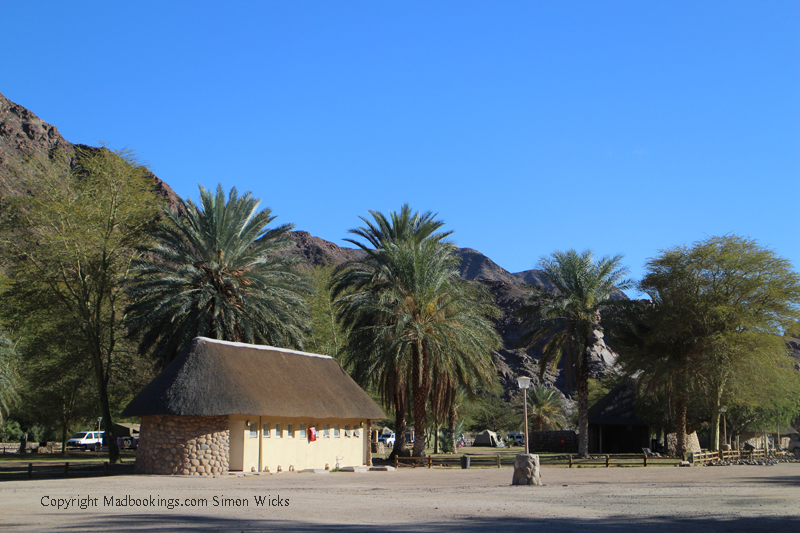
1,463 -> 799,532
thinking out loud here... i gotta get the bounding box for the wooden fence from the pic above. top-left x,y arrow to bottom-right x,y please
566,454 -> 664,468
691,448 -> 784,464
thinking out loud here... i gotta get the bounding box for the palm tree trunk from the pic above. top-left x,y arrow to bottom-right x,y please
675,397 -> 687,457
391,390 -> 406,457
577,360 -> 590,458
448,402 -> 457,454
412,343 -> 430,457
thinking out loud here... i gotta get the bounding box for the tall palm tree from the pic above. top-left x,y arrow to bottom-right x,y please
518,249 -> 633,457
332,205 -> 500,457
126,184 -> 310,364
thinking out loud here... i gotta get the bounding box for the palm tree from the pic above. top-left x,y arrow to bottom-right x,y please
524,385 -> 568,432
518,249 -> 633,457
332,205 -> 500,457
126,184 -> 310,364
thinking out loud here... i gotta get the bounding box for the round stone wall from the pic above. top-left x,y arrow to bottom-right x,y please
136,415 -> 230,476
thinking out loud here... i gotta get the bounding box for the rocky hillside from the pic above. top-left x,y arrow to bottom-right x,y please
0,91 -> 616,401
0,91 -> 181,209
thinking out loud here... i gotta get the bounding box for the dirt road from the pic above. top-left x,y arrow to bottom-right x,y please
1,463 -> 799,531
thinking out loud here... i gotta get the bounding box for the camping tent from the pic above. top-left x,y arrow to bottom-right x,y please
473,429 -> 502,447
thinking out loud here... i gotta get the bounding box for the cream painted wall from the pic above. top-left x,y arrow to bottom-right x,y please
229,419 -> 245,471
228,415 -> 368,472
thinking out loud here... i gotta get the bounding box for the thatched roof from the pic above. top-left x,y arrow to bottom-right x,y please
588,379 -> 647,426
122,337 -> 385,420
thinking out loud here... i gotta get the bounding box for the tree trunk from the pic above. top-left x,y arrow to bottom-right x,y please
91,351 -> 119,463
577,360 -> 590,458
448,402 -> 457,454
391,389 -> 406,458
709,386 -> 723,452
60,421 -> 68,456
411,343 -> 430,457
675,397 -> 687,456
433,425 -> 440,454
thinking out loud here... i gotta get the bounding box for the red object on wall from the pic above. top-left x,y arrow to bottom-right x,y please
308,426 -> 317,442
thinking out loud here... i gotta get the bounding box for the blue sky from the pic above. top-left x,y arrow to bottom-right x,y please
3,2 -> 798,291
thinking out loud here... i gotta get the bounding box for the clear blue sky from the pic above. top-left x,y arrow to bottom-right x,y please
3,1 -> 798,291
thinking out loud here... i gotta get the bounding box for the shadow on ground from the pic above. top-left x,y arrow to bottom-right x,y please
740,474 -> 800,487
55,514 -> 800,532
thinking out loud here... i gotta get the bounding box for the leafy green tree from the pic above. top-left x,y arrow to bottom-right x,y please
518,250 -> 633,457
126,184 -> 310,364
332,205 -> 500,456
0,147 -> 164,462
610,299 -> 702,455
640,236 -> 800,451
305,266 -> 345,358
461,392 -> 521,434
0,327 -> 19,424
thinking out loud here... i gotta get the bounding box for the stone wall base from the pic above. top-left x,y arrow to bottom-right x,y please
136,415 -> 230,476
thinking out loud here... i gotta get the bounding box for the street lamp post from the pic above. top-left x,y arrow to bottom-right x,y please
517,376 -> 532,455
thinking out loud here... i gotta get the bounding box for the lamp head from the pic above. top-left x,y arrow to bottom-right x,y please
517,376 -> 532,389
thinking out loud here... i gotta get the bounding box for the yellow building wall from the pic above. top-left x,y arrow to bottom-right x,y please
228,415 -> 368,472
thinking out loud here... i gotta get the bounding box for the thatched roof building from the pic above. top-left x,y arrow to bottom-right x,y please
123,337 -> 384,420
124,337 -> 384,476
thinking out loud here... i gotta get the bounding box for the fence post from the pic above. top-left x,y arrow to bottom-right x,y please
103,462 -> 109,475
28,463 -> 33,478
568,455 -> 573,468
605,456 -> 609,468
643,455 -> 647,467
64,462 -> 69,476
497,455 -> 501,468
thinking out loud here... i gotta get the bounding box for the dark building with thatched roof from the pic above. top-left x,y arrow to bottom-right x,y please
123,337 -> 385,475
587,379 -> 652,454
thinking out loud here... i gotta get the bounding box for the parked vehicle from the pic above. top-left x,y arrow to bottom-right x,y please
378,433 -> 396,447
67,431 -> 105,451
507,432 -> 525,446
114,422 -> 140,450
788,434 -> 800,454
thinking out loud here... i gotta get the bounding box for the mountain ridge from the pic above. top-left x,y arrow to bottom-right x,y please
0,92 -> 617,402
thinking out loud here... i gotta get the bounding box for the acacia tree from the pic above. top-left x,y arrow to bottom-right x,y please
0,327 -> 19,424
0,147 -> 163,462
126,185 -> 310,364
518,250 -> 633,457
621,236 -> 800,452
332,205 -> 500,457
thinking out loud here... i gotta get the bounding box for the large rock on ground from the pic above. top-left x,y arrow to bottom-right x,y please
512,454 -> 541,486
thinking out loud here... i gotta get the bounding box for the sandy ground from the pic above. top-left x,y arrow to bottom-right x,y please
1,463 -> 799,532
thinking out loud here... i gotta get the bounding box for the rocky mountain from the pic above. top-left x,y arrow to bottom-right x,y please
0,91 -> 181,209
0,91 -> 616,401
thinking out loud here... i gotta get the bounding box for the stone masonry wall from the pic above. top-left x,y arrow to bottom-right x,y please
136,415 -> 230,476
